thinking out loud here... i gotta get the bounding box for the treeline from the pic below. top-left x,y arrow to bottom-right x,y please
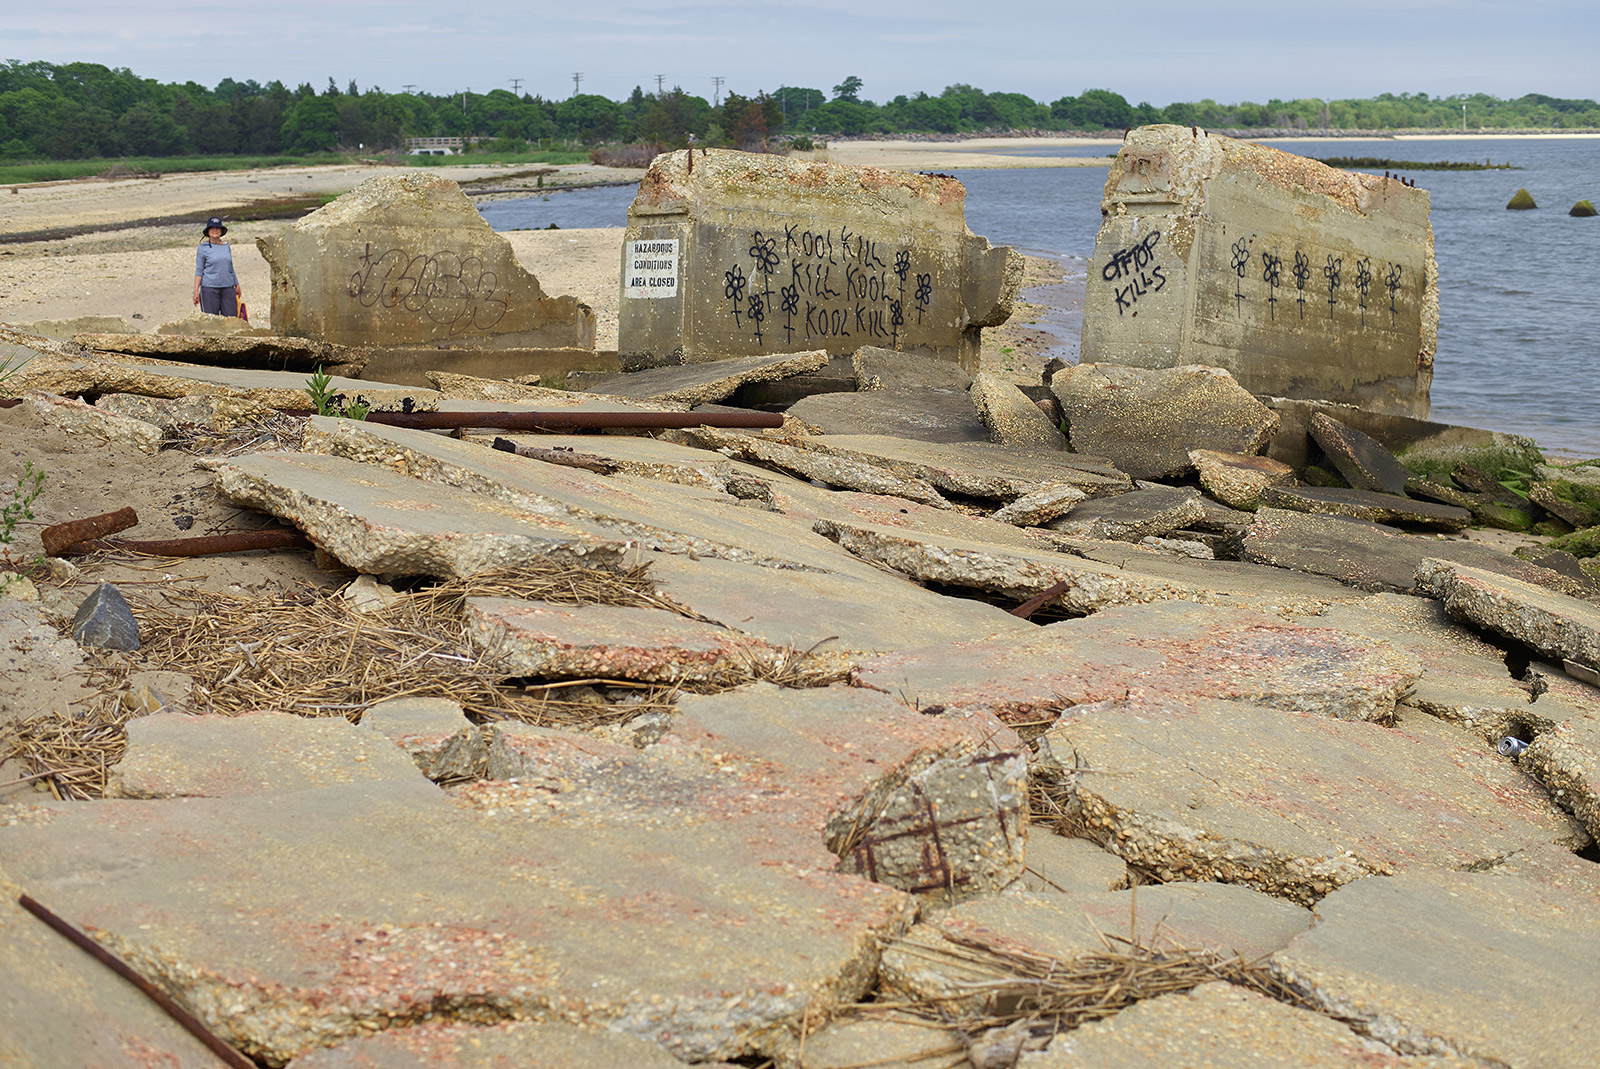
3,60 -> 1598,161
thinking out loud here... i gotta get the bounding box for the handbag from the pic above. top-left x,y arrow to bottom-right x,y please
238,300 -> 249,323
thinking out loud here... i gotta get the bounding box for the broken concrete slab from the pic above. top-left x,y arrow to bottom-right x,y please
1258,484 -> 1472,531
991,483 -> 1088,527
154,311 -> 274,337
857,600 -> 1420,724
1530,480 -> 1600,529
493,432 -> 734,492
75,331 -> 367,375
24,391 -> 163,454
424,371 -> 546,402
1037,698 -> 1587,905
0,865 -> 221,1069
669,427 -> 952,506
1047,485 -> 1206,542
1301,593 -> 1534,736
797,1018 -> 958,1069
1416,558 -> 1600,671
1017,833 -> 1128,894
643,549 -> 1033,659
853,344 -> 972,391
1266,395 -> 1541,473
1308,412 -> 1414,495
1083,127 -> 1437,417
105,711 -> 428,798
583,349 -> 829,406
364,346 -> 618,390
1190,448 -> 1295,510
289,1019 -> 706,1069
1240,507 -> 1598,599
1523,713 -> 1600,843
881,884 -> 1311,1015
970,372 -> 1066,449
1016,981 -> 1481,1069
1270,869 -> 1600,1067
298,417 -> 868,573
619,149 -> 1021,371
8,355 -> 439,412
1,684 -> 1023,1065
212,449 -> 629,577
361,696 -> 488,782
1051,363 -> 1279,480
16,313 -> 134,338
785,386 -> 993,443
464,596 -> 816,684
94,392 -> 276,434
259,173 -> 595,349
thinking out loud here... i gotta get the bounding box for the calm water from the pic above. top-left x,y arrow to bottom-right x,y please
482,140 -> 1600,454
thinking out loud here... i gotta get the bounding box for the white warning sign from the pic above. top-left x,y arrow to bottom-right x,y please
624,239 -> 679,299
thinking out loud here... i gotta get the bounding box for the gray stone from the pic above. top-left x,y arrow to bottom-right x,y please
464,596 -> 814,684
0,685 -> 1019,1065
1270,870 -> 1600,1067
71,581 -> 140,651
881,884 -> 1311,1015
1017,982 -> 1481,1069
786,386 -> 992,443
1240,507 -> 1597,599
1048,485 -> 1206,541
857,600 -> 1419,725
212,450 -> 629,578
1037,698 -> 1586,905
991,483 -> 1088,527
970,372 -> 1066,449
1416,558 -> 1600,671
1190,448 -> 1296,510
1308,412 -> 1415,494
619,150 -> 1021,370
1258,484 -> 1472,531
24,391 -> 164,454
1083,127 -> 1437,417
1051,363 -> 1279,479
258,174 -> 594,349
288,1019 -> 700,1068
361,696 -> 488,782
1017,833 -> 1128,894
76,331 -> 362,374
584,349 -> 829,406
853,344 -> 972,391
106,711 -> 429,798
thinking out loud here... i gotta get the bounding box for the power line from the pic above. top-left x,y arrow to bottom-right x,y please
509,78 -> 523,95
572,72 -> 583,97
401,84 -> 416,94
712,76 -> 724,106
655,74 -> 665,96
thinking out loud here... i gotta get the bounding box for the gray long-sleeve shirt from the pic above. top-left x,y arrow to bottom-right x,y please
194,241 -> 238,288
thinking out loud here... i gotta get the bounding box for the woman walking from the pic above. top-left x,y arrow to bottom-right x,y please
193,216 -> 240,316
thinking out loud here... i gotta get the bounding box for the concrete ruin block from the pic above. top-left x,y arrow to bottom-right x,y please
970,372 -> 1066,449
361,696 -> 488,782
257,173 -> 595,349
619,149 -> 1022,371
25,391 -> 163,455
1082,126 -> 1438,417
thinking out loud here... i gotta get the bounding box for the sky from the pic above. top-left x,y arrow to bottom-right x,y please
4,1 -> 1597,106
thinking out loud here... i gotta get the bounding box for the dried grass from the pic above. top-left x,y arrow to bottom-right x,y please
0,560 -> 846,799
167,411 -> 307,457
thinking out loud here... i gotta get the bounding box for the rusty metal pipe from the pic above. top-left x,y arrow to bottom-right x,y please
18,894 -> 257,1068
281,409 -> 784,431
41,507 -> 139,557
57,529 -> 311,558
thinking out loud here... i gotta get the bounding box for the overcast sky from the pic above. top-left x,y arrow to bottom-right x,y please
5,1 -> 1596,106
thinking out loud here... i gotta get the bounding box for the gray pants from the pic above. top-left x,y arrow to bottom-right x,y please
199,287 -> 237,317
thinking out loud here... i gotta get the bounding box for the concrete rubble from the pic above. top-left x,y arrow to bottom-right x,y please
4,133 -> 1599,1069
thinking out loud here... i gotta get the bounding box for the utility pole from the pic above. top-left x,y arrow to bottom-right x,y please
712,76 -> 724,106
462,88 -> 468,113
1462,103 -> 1467,132
509,78 -> 523,95
572,72 -> 583,97
401,83 -> 416,94
655,74 -> 665,96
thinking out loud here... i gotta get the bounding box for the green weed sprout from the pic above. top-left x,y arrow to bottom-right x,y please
1,462 -> 45,591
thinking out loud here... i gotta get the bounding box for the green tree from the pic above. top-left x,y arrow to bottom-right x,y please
832,75 -> 863,102
280,94 -> 340,152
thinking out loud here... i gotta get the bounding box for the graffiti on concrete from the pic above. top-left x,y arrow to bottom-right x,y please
721,225 -> 932,347
1103,230 -> 1166,316
347,243 -> 508,335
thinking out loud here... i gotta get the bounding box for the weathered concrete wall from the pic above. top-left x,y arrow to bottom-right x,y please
1081,126 -> 1438,418
258,174 -> 595,350
619,149 -> 1022,372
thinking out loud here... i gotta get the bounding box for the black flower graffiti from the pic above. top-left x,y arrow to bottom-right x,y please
1291,250 -> 1311,319
724,264 -> 746,326
1229,238 -> 1250,314
913,273 -> 932,324
893,249 -> 911,283
1384,262 -> 1403,320
748,232 -> 779,275
1261,250 -> 1283,320
780,283 -> 799,316
1322,254 -> 1342,318
748,292 -> 765,344
1354,257 -> 1373,326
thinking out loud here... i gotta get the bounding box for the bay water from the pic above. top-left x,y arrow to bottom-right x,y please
481,138 -> 1600,455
